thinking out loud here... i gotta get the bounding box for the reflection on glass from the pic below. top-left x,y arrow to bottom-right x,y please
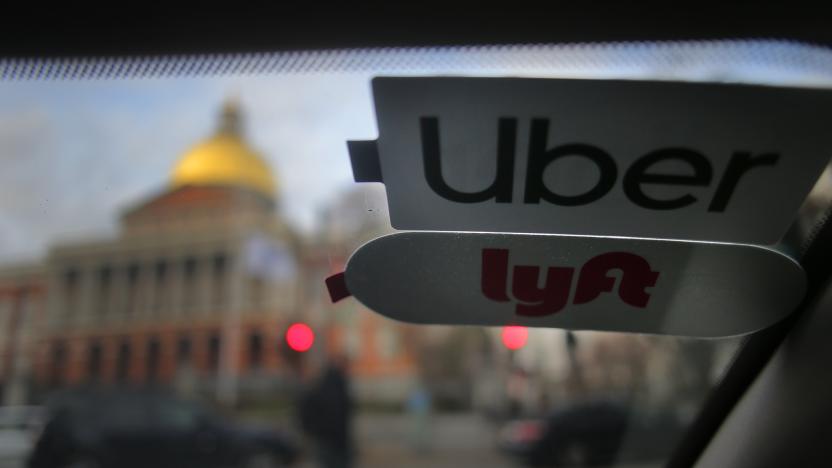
0,42 -> 818,467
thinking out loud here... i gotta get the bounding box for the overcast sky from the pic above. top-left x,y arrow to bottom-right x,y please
0,74 -> 378,263
1,42 -> 831,264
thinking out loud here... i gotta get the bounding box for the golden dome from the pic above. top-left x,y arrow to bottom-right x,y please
171,100 -> 276,198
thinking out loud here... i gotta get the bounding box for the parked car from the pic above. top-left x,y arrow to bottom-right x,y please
27,388 -> 299,468
499,399 -> 683,467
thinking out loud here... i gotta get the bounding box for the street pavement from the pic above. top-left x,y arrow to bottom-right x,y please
350,412 -> 516,468
293,412 -> 517,468
0,411 -> 662,468
297,411 -> 662,468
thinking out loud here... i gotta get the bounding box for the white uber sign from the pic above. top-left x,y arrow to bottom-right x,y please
348,77 -> 832,244
327,232 -> 805,338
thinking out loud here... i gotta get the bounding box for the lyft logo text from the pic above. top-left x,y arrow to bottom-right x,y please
481,248 -> 660,316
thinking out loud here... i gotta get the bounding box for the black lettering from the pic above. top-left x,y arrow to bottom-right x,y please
421,117 -> 515,203
524,119 -> 617,206
624,148 -> 712,210
708,152 -> 779,212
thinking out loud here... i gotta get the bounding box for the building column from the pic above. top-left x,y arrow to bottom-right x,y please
45,268 -> 63,330
76,263 -> 95,327
197,254 -> 212,314
169,257 -> 185,317
141,260 -> 155,320
217,244 -> 243,406
110,260 -> 128,323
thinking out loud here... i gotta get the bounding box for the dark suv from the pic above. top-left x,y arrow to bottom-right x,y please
27,388 -> 300,468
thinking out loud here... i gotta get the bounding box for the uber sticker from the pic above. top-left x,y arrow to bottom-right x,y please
348,77 -> 832,244
326,232 -> 805,338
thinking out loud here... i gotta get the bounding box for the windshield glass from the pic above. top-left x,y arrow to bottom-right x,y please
0,41 -> 827,468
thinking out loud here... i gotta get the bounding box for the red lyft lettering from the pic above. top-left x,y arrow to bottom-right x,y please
481,249 -> 659,316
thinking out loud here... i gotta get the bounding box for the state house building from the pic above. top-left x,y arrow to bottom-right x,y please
0,101 -> 416,405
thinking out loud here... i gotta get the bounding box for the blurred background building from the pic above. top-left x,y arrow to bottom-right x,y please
0,100 -> 420,407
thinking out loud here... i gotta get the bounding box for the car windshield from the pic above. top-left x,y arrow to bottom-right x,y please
0,41 -> 827,468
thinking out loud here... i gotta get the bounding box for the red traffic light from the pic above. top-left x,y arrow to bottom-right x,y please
286,323 -> 315,352
501,326 -> 528,350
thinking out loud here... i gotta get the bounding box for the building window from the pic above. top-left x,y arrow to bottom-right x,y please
49,341 -> 67,387
183,257 -> 198,310
62,267 -> 80,314
153,261 -> 167,312
207,333 -> 221,373
0,298 -> 8,328
126,263 -> 141,315
97,265 -> 112,315
116,340 -> 131,383
7,290 -> 25,334
19,291 -> 39,329
176,335 -> 192,365
211,254 -> 227,309
248,277 -> 264,309
248,332 -> 263,370
87,341 -> 103,382
146,337 -> 161,382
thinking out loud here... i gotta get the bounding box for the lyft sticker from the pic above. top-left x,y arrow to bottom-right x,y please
481,249 -> 659,316
327,232 -> 805,338
348,77 -> 832,244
